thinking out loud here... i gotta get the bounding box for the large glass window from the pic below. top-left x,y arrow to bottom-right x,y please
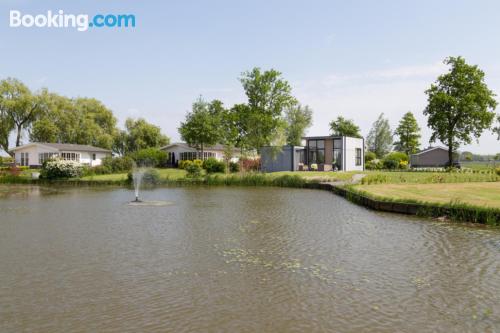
61,152 -> 80,161
38,152 -> 59,164
333,139 -> 342,170
308,139 -> 325,164
20,152 -> 29,166
355,148 -> 362,166
179,151 -> 216,160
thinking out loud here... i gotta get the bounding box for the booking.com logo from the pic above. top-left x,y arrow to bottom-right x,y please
9,10 -> 136,32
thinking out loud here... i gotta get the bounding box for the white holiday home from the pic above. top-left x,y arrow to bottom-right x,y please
10,143 -> 112,167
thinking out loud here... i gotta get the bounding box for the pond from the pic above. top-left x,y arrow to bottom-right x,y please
1,185 -> 499,332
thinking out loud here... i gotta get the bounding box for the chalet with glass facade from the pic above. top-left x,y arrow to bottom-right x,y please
260,136 -> 365,172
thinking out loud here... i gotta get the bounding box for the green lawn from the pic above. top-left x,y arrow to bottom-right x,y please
359,170 -> 499,184
354,182 -> 500,209
80,168 -> 187,181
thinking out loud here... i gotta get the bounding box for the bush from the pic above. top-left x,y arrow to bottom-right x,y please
495,167 -> 500,176
382,152 -> 409,169
179,160 -> 192,169
142,169 -> 161,185
229,161 -> 240,173
185,163 -> 203,178
102,156 -> 134,173
365,151 -> 377,163
129,148 -> 168,167
365,159 -> 382,170
41,159 -> 84,179
127,168 -> 161,185
192,159 -> 203,168
382,158 -> 399,170
399,160 -> 409,169
92,165 -> 113,175
203,157 -> 226,173
240,157 -> 260,172
310,163 -> 318,171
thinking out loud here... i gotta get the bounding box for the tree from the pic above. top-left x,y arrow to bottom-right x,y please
393,112 -> 421,156
493,115 -> 500,140
30,94 -> 118,150
178,97 -> 222,158
424,56 -> 497,166
123,117 -> 170,153
239,68 -> 297,150
329,116 -> 362,138
0,78 -> 46,148
367,113 -> 393,158
285,104 -> 313,146
0,105 -> 14,155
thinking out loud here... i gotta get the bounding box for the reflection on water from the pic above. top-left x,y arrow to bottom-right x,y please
0,185 -> 499,332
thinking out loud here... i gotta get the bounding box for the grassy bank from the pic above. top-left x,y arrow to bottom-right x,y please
354,182 -> 500,209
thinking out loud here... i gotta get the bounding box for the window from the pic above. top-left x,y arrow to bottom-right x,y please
61,152 -> 80,161
38,152 -> 59,164
355,148 -> 362,166
20,152 -> 29,166
92,153 -> 96,161
333,139 -> 342,170
180,151 -> 216,160
307,139 -> 325,164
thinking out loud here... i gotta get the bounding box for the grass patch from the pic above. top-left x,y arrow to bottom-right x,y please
354,182 -> 500,209
360,170 -> 498,184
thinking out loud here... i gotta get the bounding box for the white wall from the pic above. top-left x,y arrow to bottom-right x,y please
13,144 -> 110,167
78,151 -> 110,166
14,144 -> 58,166
344,137 -> 364,171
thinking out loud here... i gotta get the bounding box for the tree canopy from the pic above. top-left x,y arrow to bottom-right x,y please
30,94 -> 117,150
119,117 -> 170,154
239,68 -> 297,150
329,116 -> 362,138
285,104 -> 313,146
424,56 -> 497,166
367,113 -> 393,158
0,78 -> 46,153
393,111 -> 421,156
178,97 -> 222,155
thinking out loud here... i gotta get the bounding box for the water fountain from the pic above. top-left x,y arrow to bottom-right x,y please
128,166 -> 173,207
132,168 -> 145,202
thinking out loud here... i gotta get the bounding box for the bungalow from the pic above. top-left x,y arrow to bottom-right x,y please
10,143 -> 112,167
410,146 -> 457,168
260,135 -> 365,172
161,142 -> 241,166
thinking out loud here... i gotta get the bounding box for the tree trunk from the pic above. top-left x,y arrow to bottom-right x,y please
448,143 -> 453,167
16,124 -> 22,147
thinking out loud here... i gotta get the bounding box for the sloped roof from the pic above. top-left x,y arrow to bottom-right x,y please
411,146 -> 448,156
161,142 -> 240,152
10,142 -> 111,153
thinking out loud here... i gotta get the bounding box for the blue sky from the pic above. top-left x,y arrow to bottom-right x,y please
1,0 -> 500,154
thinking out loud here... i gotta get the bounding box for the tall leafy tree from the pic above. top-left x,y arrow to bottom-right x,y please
0,106 -> 14,155
367,113 -> 393,158
284,104 -> 313,146
329,116 -> 362,138
178,97 -> 222,157
0,78 -> 46,148
424,56 -> 497,166
30,94 -> 118,150
393,111 -> 421,156
123,117 -> 170,153
239,68 -> 297,150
